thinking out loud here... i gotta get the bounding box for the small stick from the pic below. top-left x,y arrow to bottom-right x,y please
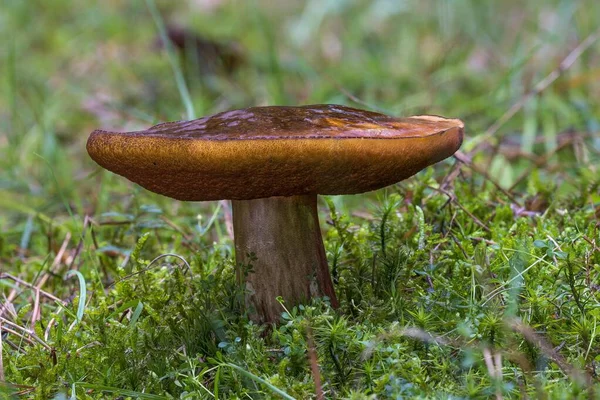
2,337 -> 25,352
15,386 -> 36,396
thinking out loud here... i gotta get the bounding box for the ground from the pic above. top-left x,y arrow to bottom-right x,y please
1,0 -> 599,398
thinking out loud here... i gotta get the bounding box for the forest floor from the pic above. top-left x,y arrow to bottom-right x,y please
1,1 -> 600,398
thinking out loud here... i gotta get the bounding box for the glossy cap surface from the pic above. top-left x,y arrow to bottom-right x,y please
87,104 -> 464,200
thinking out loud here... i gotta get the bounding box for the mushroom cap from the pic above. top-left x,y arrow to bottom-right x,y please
87,104 -> 463,201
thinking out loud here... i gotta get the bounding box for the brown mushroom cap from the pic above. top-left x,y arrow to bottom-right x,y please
87,104 -> 463,201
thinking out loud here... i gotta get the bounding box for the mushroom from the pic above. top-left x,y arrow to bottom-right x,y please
87,104 -> 463,323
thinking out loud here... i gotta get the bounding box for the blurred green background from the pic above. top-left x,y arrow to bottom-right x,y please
1,0 -> 599,398
1,0 -> 598,204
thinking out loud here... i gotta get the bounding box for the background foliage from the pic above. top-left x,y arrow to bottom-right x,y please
1,0 -> 599,398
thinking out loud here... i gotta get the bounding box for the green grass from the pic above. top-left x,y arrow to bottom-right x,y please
1,0 -> 600,398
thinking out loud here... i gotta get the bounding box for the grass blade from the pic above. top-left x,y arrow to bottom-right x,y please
129,301 -> 144,327
221,363 -> 295,400
74,383 -> 167,399
65,270 -> 87,323
146,0 -> 195,120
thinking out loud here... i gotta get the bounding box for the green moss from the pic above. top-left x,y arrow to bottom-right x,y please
2,0 -> 600,398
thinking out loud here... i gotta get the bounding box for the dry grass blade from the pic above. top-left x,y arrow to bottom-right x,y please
428,186 -> 492,233
0,325 -> 36,347
35,231 -> 72,290
507,133 -> 580,191
0,317 -> 51,350
401,327 -> 449,346
108,253 -> 192,289
0,290 -> 18,320
456,152 -> 522,206
221,200 -> 234,240
0,273 -> 66,306
483,348 -> 503,400
159,216 -> 200,252
30,287 -> 40,329
44,318 -> 56,342
15,386 -> 36,396
305,325 -> 324,400
0,323 -> 4,382
508,318 -> 592,387
68,216 -> 92,270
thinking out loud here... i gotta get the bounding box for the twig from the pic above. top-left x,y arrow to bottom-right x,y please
440,159 -> 464,192
1,337 -> 24,352
15,386 -> 36,396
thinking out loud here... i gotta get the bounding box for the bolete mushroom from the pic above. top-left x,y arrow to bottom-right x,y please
87,104 -> 463,323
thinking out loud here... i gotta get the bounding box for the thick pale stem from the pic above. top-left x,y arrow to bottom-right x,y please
232,195 -> 339,324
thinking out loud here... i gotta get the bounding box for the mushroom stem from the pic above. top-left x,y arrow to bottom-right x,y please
232,194 -> 339,323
